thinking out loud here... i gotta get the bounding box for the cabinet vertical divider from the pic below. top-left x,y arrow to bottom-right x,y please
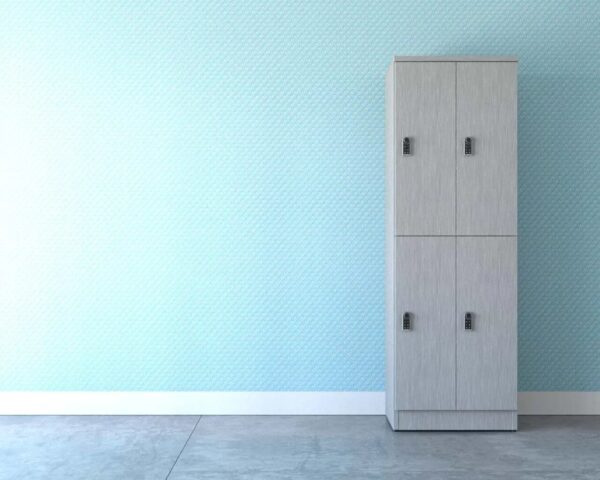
454,62 -> 458,412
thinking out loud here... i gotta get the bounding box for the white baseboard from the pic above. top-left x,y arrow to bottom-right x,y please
0,391 -> 598,415
518,392 -> 600,415
0,392 -> 384,415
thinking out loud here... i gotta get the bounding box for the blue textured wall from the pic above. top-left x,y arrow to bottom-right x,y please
1,1 -> 599,391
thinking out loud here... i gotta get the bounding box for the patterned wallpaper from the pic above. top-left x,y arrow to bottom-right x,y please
1,1 -> 598,390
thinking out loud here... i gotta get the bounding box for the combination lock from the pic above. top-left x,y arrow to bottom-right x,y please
464,137 -> 473,156
465,312 -> 473,330
403,312 -> 411,330
402,137 -> 411,156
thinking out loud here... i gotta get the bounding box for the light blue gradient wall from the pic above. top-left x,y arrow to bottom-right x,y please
1,1 -> 599,391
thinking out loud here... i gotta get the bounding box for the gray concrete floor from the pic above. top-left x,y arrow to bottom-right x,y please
0,416 -> 599,479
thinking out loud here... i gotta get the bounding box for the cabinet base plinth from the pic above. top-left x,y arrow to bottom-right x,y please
390,410 -> 517,431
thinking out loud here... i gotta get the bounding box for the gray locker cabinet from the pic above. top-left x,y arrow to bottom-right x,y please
385,57 -> 518,431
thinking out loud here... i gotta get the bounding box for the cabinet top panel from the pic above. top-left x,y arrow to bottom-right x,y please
393,56 -> 518,62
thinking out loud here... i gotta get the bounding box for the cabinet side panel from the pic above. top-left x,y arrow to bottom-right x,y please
385,63 -> 396,427
395,62 -> 455,235
456,62 -> 517,235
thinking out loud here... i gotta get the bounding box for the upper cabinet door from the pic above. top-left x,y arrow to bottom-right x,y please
456,62 -> 517,235
395,62 -> 455,235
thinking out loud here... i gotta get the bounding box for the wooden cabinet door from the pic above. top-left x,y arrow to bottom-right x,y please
395,62 -> 455,235
456,62 -> 517,235
456,237 -> 517,410
396,237 -> 455,410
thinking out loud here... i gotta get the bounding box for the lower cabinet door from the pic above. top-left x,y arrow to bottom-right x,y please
396,237 -> 455,410
457,237 -> 517,410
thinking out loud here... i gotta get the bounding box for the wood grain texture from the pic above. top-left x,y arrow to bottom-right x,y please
456,62 -> 517,235
385,63 -> 396,428
457,237 -> 517,410
395,410 -> 517,431
395,237 -> 455,410
395,62 -> 455,235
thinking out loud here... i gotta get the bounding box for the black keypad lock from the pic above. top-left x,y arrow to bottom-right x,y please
403,312 -> 411,330
465,312 -> 473,330
402,137 -> 411,155
464,137 -> 473,156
